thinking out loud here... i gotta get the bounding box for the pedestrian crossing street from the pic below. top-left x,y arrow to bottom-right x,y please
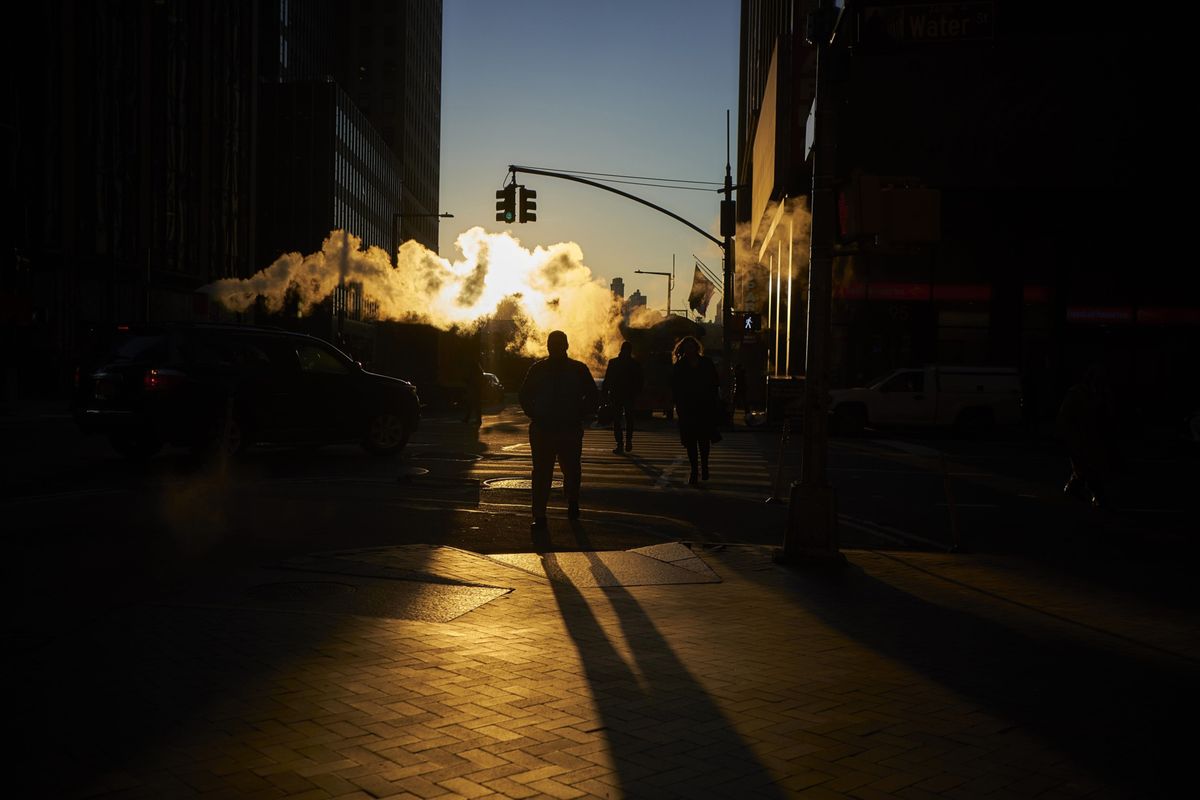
471,426 -> 776,495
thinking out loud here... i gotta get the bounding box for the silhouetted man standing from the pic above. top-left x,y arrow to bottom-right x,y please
519,330 -> 599,532
602,341 -> 644,454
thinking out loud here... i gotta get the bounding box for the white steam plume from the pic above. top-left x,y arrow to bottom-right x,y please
202,228 -> 631,375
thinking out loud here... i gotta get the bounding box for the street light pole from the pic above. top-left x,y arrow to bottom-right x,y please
633,269 -> 674,317
392,212 -> 455,265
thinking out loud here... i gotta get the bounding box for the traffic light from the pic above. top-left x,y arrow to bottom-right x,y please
495,185 -> 516,223
519,186 -> 537,223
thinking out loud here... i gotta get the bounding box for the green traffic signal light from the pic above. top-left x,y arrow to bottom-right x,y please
495,185 -> 516,223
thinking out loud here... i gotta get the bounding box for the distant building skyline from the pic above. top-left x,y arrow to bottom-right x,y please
626,290 -> 647,315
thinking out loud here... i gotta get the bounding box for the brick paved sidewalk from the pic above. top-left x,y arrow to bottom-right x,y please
12,538 -> 1195,798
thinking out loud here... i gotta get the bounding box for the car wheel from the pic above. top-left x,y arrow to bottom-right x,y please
110,430 -> 163,460
194,413 -> 247,459
363,411 -> 411,456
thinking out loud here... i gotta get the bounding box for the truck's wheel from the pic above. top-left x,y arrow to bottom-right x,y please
832,405 -> 866,436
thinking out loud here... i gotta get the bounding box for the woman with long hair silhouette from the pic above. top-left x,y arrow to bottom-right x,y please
670,335 -> 720,485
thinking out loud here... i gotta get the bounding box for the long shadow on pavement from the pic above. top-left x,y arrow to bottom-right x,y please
534,522 -> 787,797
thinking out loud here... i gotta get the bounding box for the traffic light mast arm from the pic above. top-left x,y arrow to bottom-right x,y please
508,165 -> 723,248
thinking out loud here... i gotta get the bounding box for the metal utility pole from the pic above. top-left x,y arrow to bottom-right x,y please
392,212 -> 455,264
782,1 -> 844,564
721,111 -> 737,407
634,267 -> 674,316
507,160 -> 733,346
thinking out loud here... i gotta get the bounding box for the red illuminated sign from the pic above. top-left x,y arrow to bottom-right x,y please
834,281 -> 867,300
868,282 -> 931,301
1022,285 -> 1050,303
932,284 -> 991,302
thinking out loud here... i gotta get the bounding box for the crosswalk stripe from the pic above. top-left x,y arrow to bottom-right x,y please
447,428 -> 773,494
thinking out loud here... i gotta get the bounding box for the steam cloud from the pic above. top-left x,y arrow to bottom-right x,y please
201,228 -> 629,374
734,199 -> 813,313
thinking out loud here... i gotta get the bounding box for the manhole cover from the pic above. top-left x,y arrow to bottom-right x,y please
397,466 -> 430,478
246,581 -> 358,601
483,478 -> 562,490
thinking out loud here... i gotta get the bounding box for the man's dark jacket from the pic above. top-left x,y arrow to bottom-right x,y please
602,354 -> 644,402
519,355 -> 599,430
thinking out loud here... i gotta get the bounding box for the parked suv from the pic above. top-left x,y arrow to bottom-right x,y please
73,323 -> 420,458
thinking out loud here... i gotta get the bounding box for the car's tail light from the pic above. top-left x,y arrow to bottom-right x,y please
143,369 -> 186,392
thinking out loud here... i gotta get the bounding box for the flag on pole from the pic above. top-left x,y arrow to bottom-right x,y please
688,264 -> 716,317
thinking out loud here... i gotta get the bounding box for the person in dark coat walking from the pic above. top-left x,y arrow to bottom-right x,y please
670,335 -> 720,486
602,341 -> 644,454
518,330 -> 599,532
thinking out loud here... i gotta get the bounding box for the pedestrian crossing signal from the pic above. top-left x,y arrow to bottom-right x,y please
743,312 -> 761,332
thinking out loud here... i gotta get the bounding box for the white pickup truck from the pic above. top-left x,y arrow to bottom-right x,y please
829,365 -> 1022,435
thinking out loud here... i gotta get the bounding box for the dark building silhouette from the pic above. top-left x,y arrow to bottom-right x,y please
257,0 -> 441,258
4,1 -> 260,403
737,0 -> 1194,425
3,0 -> 443,404
256,80 -> 403,265
333,0 -> 443,252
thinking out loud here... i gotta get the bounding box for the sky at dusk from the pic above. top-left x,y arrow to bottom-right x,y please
440,0 -> 740,317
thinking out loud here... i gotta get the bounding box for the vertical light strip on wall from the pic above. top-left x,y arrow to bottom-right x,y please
786,218 -> 794,376
774,249 -> 782,376
767,262 -> 773,371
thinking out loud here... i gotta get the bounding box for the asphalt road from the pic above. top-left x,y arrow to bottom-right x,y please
5,402 -> 1198,647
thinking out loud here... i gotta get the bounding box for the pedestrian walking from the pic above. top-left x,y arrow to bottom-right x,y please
670,335 -> 720,486
461,360 -> 485,425
601,341 -> 644,454
1056,365 -> 1117,507
518,330 -> 599,532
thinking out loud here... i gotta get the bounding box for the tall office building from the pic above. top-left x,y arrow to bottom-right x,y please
737,0 -> 1192,418
257,0 -> 439,262
334,0 -> 443,252
256,81 -> 403,265
4,1 -> 260,400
